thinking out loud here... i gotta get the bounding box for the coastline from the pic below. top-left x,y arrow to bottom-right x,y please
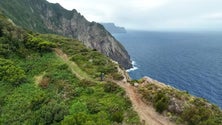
126,60 -> 138,72
115,31 -> 222,108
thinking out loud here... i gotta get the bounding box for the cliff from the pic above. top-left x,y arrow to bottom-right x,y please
0,0 -> 132,69
101,23 -> 127,33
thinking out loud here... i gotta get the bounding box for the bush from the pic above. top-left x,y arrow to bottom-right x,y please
57,64 -> 69,70
62,112 -> 90,125
69,101 -> 88,114
25,34 -> 55,52
0,58 -> 26,85
155,99 -> 168,113
103,82 -> 118,93
110,111 -> 124,123
0,26 -> 2,37
37,101 -> 68,124
154,92 -> 169,113
112,73 -> 124,81
86,99 -> 102,114
38,41 -> 56,51
181,106 -> 212,125
0,37 -> 11,57
0,43 -> 10,57
79,79 -> 96,87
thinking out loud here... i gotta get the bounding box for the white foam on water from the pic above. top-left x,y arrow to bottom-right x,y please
126,61 -> 138,72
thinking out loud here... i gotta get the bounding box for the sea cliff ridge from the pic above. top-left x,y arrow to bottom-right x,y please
0,0 -> 132,69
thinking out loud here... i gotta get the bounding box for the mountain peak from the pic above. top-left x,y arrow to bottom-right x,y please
0,0 -> 132,69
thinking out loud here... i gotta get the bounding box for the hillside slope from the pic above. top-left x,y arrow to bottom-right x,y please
0,0 -> 132,69
0,12 -> 140,124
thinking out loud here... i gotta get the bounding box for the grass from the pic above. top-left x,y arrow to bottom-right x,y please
54,49 -> 93,81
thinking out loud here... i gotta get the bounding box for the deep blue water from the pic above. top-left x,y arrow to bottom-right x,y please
114,31 -> 222,108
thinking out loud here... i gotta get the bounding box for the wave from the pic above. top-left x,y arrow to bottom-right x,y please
126,61 -> 138,72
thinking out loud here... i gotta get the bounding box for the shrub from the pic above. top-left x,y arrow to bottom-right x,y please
37,101 -> 68,124
112,73 -> 124,81
69,101 -> 88,114
0,58 -> 26,85
103,82 -> 118,93
79,79 -> 96,87
38,41 -> 56,52
86,99 -> 102,114
110,111 -> 124,123
85,87 -> 94,95
62,112 -> 89,125
155,99 -> 168,113
154,92 -> 170,113
25,34 -> 55,52
0,43 -> 10,57
30,94 -> 46,111
57,64 -> 69,70
0,26 -> 2,37
181,106 -> 212,125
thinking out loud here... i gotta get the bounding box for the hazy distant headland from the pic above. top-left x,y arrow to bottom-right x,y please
101,23 -> 127,34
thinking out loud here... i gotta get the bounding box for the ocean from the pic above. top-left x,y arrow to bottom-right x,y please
114,31 -> 222,108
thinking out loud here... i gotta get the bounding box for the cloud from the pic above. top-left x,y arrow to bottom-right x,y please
202,12 -> 222,20
47,0 -> 222,31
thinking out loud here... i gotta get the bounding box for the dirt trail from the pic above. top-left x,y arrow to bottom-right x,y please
54,48 -> 175,125
115,67 -> 175,125
54,48 -> 85,80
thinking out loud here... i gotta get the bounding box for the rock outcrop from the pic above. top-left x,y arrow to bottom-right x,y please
0,0 -> 132,69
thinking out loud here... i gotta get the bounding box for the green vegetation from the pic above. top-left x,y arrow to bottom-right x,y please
0,0 -> 53,33
139,81 -> 222,125
154,92 -> 170,113
103,81 -> 120,93
0,58 -> 26,85
0,13 -> 140,125
0,0 -> 82,34
25,34 -> 56,52
40,34 -> 122,80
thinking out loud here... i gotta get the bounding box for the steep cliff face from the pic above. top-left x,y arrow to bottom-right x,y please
0,0 -> 132,69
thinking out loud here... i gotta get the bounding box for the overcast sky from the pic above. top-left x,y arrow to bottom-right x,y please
47,0 -> 222,31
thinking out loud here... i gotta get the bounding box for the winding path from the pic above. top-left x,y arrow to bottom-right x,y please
112,66 -> 175,125
54,48 -> 175,125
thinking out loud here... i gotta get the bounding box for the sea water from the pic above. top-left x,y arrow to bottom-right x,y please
114,31 -> 222,108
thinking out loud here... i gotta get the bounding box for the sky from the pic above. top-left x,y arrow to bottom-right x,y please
47,0 -> 222,31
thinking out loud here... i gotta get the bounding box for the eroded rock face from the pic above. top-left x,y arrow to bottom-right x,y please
0,0 -> 132,69
168,97 -> 183,114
